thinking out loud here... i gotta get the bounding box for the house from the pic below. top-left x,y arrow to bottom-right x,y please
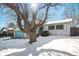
43,18 -> 73,36
0,27 -> 14,37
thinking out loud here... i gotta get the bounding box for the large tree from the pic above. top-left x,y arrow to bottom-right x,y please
2,3 -> 60,44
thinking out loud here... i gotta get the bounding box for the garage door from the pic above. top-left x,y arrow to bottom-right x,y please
15,31 -> 24,38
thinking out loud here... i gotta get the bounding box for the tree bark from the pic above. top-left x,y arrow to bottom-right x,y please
28,32 -> 37,44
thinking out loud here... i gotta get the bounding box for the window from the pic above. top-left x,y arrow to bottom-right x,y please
56,24 -> 63,29
48,25 -> 54,30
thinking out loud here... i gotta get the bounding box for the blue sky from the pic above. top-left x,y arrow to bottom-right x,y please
0,6 -> 17,28
0,3 -> 79,28
47,5 -> 65,21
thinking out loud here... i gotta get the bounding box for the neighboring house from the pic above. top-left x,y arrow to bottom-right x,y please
0,27 -> 14,37
43,18 -> 73,36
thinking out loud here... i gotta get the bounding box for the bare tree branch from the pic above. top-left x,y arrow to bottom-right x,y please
36,4 -> 50,27
36,3 -> 61,27
17,15 -> 25,32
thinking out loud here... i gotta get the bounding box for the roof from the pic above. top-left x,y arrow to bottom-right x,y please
15,27 -> 20,31
8,28 -> 14,30
0,27 -> 7,31
44,18 -> 72,25
3,28 -> 7,31
0,27 -> 14,32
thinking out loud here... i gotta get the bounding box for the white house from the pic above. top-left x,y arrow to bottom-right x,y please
43,18 -> 73,36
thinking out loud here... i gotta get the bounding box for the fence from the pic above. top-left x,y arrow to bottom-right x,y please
70,27 -> 79,36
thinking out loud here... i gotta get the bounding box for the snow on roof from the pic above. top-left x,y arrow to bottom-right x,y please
3,29 -> 7,31
8,28 -> 14,30
15,27 -> 20,31
44,18 -> 72,25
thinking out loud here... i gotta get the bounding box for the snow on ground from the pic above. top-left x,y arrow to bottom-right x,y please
0,36 -> 79,56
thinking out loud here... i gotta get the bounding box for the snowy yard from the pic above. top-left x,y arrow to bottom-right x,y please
0,36 -> 79,56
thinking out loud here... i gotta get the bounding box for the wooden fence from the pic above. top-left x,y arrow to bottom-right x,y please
70,27 -> 79,36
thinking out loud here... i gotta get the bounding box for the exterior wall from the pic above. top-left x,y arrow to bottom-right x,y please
15,31 -> 24,38
43,22 -> 72,36
8,30 -> 14,37
43,25 -> 48,31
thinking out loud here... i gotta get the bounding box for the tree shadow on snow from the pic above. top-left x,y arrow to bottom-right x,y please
5,36 -> 76,56
6,48 -> 75,56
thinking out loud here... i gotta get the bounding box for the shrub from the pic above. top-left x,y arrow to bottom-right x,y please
41,30 -> 49,36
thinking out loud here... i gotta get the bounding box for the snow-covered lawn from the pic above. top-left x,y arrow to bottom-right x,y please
0,36 -> 79,56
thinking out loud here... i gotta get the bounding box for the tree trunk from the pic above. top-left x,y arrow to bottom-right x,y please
28,32 -> 37,44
